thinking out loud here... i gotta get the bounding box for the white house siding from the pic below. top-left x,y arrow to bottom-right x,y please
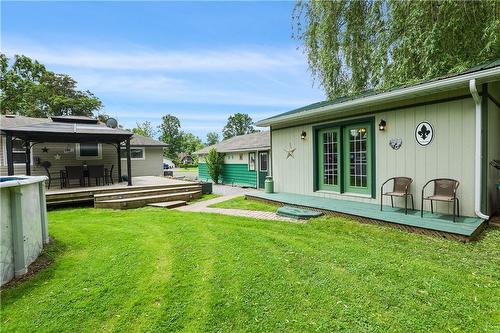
199,152 -> 251,165
121,147 -> 164,177
0,140 -> 120,180
271,96 -> 486,217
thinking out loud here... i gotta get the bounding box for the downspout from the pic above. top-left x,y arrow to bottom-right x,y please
469,79 -> 489,220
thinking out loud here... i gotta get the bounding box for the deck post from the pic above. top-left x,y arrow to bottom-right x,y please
116,142 -> 122,183
6,134 -> 14,176
126,139 -> 132,186
25,140 -> 31,176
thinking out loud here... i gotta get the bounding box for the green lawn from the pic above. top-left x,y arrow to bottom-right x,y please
209,195 -> 280,212
189,193 -> 221,204
175,167 -> 198,172
1,208 -> 499,332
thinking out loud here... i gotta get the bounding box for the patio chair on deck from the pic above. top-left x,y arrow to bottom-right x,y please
380,177 -> 414,215
40,161 -> 65,189
105,165 -> 114,185
421,178 -> 460,222
65,166 -> 85,187
88,165 -> 105,186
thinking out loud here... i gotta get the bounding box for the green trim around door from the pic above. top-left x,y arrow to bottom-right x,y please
343,123 -> 372,195
258,151 -> 269,189
313,117 -> 375,198
318,128 -> 341,191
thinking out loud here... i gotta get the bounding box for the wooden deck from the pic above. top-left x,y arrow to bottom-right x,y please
246,192 -> 487,241
45,176 -> 200,207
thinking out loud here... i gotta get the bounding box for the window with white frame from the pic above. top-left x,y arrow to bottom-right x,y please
120,147 -> 145,160
6,139 -> 33,165
76,143 -> 102,160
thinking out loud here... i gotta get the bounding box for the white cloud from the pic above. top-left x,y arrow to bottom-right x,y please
3,36 -> 325,131
3,38 -> 304,72
74,71 -> 320,107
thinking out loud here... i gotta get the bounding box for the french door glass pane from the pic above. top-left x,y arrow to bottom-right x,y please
348,127 -> 368,188
322,131 -> 338,186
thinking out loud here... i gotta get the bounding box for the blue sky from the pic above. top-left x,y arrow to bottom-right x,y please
1,1 -> 325,140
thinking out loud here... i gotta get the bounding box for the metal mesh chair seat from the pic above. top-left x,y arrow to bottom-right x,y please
424,195 -> 455,201
380,177 -> 414,214
421,178 -> 460,222
385,191 -> 409,197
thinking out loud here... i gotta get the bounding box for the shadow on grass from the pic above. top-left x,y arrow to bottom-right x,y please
0,237 -> 67,293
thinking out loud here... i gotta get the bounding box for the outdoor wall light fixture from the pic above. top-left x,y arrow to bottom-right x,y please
301,131 -> 307,140
378,119 -> 387,131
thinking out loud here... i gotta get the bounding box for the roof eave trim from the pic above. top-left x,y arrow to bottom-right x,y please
256,66 -> 500,127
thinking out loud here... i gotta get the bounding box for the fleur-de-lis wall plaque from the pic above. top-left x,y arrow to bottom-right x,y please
415,121 -> 433,146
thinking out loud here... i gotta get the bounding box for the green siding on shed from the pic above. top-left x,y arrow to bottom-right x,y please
199,163 -> 257,188
198,163 -> 211,181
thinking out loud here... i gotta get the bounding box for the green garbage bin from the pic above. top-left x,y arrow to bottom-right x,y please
264,176 -> 274,193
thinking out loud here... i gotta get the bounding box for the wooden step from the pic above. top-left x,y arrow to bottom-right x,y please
46,182 -> 200,202
47,198 -> 95,206
147,200 -> 187,208
93,185 -> 201,202
94,190 -> 202,210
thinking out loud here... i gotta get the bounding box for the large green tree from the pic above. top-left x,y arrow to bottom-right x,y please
158,114 -> 182,159
293,0 -> 499,99
180,132 -> 203,155
205,131 -> 220,146
222,113 -> 257,140
0,54 -> 102,117
132,121 -> 156,138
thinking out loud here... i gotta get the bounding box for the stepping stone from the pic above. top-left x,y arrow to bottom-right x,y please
147,200 -> 187,209
276,206 -> 322,219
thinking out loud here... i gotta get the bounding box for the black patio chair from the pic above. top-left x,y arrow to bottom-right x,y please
65,166 -> 85,187
380,177 -> 414,215
39,161 -> 64,189
421,178 -> 460,222
88,165 -> 105,186
105,165 -> 114,185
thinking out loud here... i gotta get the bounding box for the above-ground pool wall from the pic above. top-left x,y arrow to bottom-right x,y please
0,177 -> 49,286
271,95 -> 483,217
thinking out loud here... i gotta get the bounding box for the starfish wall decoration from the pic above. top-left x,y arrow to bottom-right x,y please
283,142 -> 296,159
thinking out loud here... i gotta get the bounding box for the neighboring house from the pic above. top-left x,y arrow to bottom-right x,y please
177,153 -> 195,165
0,115 -> 167,185
256,59 -> 500,217
195,131 -> 271,188
120,134 -> 167,177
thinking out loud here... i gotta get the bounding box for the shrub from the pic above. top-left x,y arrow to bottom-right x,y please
205,148 -> 225,184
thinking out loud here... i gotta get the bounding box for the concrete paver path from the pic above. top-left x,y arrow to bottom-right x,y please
176,194 -> 299,223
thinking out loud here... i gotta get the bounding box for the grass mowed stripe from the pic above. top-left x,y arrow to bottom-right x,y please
1,208 -> 499,332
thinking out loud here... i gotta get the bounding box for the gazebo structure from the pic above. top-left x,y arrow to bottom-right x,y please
1,116 -> 135,186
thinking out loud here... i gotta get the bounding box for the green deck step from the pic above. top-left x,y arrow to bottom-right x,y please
277,206 -> 322,219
